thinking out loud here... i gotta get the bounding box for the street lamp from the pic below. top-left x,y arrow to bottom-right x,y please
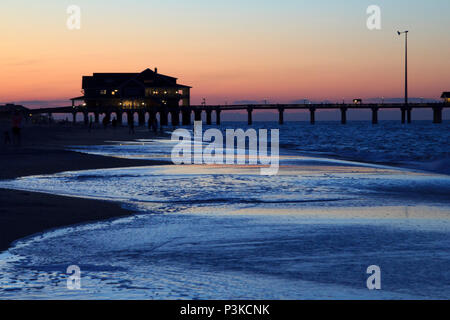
397,30 -> 409,123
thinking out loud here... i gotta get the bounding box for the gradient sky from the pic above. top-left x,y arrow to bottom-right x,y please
1,0 -> 449,106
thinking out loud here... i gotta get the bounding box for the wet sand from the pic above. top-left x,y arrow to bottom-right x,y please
0,189 -> 139,252
0,124 -> 169,252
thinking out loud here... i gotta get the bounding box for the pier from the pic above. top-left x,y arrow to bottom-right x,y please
22,69 -> 448,127
29,102 -> 447,127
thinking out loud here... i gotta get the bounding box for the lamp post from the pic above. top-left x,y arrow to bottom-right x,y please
397,30 -> 410,123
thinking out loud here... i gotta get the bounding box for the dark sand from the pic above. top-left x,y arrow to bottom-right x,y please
0,124 -> 169,252
0,189 -> 140,252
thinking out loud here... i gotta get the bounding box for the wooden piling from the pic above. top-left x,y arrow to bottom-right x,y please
340,107 -> 347,125
278,108 -> 284,125
372,107 -> 379,124
309,107 -> 316,124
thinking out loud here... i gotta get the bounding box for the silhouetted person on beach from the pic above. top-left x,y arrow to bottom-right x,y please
11,112 -> 23,146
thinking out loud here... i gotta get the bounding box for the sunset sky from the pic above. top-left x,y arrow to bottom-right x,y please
1,0 -> 449,107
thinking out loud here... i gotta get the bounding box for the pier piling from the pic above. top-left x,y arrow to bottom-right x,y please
83,112 -> 89,125
278,108 -> 284,125
116,111 -> 123,126
138,112 -> 146,126
149,111 -> 156,128
171,110 -> 180,126
127,111 -> 133,125
160,110 -> 168,126
407,108 -> 412,124
247,108 -> 253,125
182,109 -> 191,126
371,107 -> 379,124
216,109 -> 221,125
309,108 -> 316,125
206,110 -> 212,125
72,112 -> 77,125
433,106 -> 443,124
194,110 -> 202,122
340,107 -> 347,125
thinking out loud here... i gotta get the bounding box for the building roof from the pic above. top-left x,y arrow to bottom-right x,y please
441,92 -> 450,98
82,68 -> 191,90
70,96 -> 85,101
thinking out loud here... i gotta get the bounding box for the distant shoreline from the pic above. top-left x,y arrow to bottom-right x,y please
0,125 -> 170,252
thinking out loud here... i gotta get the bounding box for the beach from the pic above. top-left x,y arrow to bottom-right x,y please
0,121 -> 449,299
1,0 -> 449,305
0,125 -> 168,252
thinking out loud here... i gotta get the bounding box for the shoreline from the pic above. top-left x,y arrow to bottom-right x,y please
0,125 -> 169,252
1,124 -> 448,253
0,189 -> 140,253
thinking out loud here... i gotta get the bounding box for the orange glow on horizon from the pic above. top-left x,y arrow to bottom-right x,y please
1,1 -> 449,106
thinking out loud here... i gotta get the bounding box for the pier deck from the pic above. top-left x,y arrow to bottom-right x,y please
29,102 -> 447,126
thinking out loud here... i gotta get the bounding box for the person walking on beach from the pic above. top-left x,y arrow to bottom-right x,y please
11,111 -> 23,146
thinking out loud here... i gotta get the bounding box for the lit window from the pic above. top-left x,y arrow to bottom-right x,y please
100,90 -> 107,95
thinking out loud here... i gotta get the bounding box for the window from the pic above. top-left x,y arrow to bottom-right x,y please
100,90 -> 107,95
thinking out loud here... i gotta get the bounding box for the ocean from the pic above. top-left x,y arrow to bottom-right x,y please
0,121 -> 449,299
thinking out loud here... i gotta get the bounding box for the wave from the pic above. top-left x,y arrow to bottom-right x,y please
130,197 -> 355,205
